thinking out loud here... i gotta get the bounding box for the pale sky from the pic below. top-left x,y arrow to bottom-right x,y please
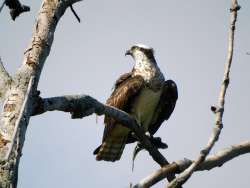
1,0 -> 250,188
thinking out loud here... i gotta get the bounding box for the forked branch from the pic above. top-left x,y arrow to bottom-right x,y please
4,0 -> 30,20
134,140 -> 250,188
167,1 -> 240,187
0,57 -> 12,100
0,1 -> 83,187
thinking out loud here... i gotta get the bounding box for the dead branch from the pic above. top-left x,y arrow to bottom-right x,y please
134,140 -> 250,188
3,76 -> 35,161
0,57 -> 12,100
32,94 -> 177,182
0,0 -> 5,13
4,0 -> 30,20
70,4 -> 81,22
167,1 -> 240,187
0,1 -> 82,187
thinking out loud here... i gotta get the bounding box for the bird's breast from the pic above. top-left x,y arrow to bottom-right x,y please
131,87 -> 162,131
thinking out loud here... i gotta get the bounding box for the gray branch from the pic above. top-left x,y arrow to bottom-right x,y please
0,1 -> 82,187
0,57 -> 12,100
4,0 -> 30,20
32,94 -> 178,182
167,1 -> 240,187
4,76 -> 35,161
0,0 -> 6,13
134,140 -> 250,188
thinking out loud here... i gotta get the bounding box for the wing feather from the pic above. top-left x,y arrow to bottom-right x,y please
102,73 -> 145,141
148,80 -> 178,135
113,72 -> 132,88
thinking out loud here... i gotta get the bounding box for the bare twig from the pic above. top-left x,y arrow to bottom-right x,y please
0,0 -> 6,13
0,1 -> 82,187
167,1 -> 240,187
5,0 -> 30,20
70,4 -> 81,22
32,95 -> 178,181
135,140 -> 250,188
0,57 -> 12,99
0,58 -> 11,84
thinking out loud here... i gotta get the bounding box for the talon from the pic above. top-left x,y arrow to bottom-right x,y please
149,136 -> 168,149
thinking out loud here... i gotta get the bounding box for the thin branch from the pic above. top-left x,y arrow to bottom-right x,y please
134,140 -> 250,188
167,1 -> 240,187
0,57 -> 11,84
32,95 -> 177,182
0,0 -> 6,13
0,1 -> 82,187
70,4 -> 81,22
0,57 -> 12,99
5,0 -> 30,20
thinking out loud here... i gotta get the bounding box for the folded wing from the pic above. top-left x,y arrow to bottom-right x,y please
94,73 -> 145,161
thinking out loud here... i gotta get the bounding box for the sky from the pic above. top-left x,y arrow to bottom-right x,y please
0,0 -> 250,188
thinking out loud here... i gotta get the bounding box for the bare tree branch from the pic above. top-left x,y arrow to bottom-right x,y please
4,0 -> 30,20
0,0 -> 6,13
4,76 -> 35,161
0,1 -> 82,187
134,140 -> 250,188
70,5 -> 81,22
32,94 -> 178,183
167,1 -> 240,187
0,57 -> 12,100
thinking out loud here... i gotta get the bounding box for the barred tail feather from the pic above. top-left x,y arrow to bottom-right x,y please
95,136 -> 127,162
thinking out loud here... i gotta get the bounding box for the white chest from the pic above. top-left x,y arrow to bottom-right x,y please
131,87 -> 162,131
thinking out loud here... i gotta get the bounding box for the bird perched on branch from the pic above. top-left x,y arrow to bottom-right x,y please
94,44 -> 178,162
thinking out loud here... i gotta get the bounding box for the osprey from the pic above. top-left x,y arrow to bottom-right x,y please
94,44 -> 178,162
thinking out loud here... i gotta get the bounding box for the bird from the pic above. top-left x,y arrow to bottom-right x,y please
93,44 -> 178,162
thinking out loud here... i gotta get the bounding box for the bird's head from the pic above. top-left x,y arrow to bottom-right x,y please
125,44 -> 155,62
126,44 -> 164,82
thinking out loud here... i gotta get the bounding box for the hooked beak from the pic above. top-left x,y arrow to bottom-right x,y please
125,49 -> 132,56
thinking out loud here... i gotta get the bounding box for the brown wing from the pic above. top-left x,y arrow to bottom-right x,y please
113,72 -> 132,88
102,74 -> 145,141
148,80 -> 178,135
93,73 -> 145,159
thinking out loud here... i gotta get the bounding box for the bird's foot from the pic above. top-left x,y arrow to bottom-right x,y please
148,136 -> 168,149
144,132 -> 168,149
131,134 -> 168,171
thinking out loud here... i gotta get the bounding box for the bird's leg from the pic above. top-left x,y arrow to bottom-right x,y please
139,131 -> 168,149
131,132 -> 168,171
130,131 -> 168,149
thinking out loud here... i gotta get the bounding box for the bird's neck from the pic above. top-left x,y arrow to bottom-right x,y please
133,57 -> 165,85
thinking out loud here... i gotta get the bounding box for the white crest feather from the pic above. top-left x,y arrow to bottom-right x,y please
134,43 -> 152,49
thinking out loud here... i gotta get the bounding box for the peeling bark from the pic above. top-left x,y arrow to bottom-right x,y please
0,58 -> 12,101
0,1 -> 82,187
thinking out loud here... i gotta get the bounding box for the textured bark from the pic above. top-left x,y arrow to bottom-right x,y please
134,140 -> 250,188
0,1 -> 82,187
0,58 -> 12,102
167,1 -> 240,187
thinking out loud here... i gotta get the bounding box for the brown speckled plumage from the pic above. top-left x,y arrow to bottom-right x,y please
94,44 -> 178,162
